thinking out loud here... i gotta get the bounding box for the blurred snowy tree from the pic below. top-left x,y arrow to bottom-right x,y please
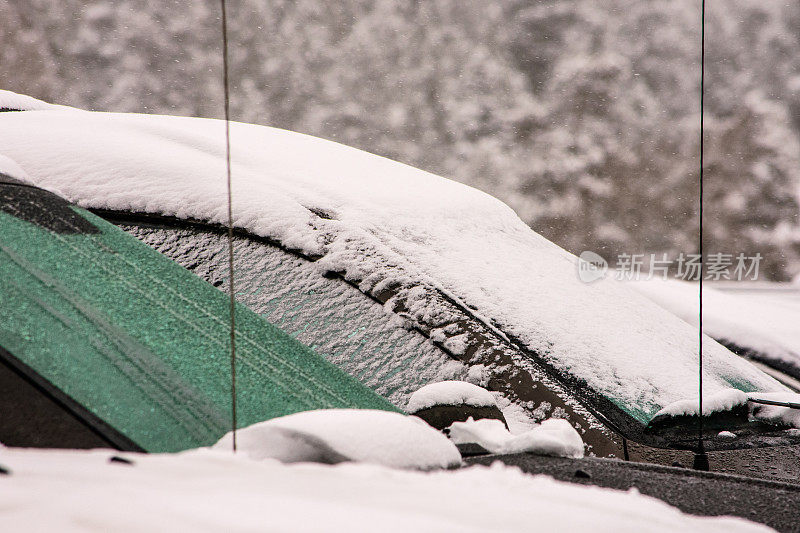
2,0 -> 798,279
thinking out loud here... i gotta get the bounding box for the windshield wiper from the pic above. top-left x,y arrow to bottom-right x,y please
748,397 -> 800,410
644,395 -> 800,451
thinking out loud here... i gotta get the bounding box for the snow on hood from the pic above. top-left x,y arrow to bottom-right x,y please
0,447 -> 770,532
0,92 -> 788,423
212,409 -> 461,470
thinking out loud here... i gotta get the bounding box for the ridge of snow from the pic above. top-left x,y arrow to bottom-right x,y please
0,90 -> 71,112
653,388 -> 749,419
213,409 -> 461,470
0,92 -> 789,423
406,381 -> 498,413
0,447 -> 772,532
448,417 -> 585,458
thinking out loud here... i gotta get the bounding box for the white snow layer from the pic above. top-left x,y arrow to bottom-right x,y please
493,394 -> 541,434
0,89 -> 67,112
406,380 -> 498,413
654,388 -> 750,418
0,93 -> 789,423
0,447 -> 771,533
449,417 -> 586,458
627,279 -> 800,375
213,409 -> 461,470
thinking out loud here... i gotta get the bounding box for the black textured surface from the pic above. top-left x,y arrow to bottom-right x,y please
0,354 -> 110,449
0,179 -> 99,234
456,443 -> 490,457
626,439 -> 800,484
467,453 -> 800,532
412,404 -> 509,431
0,172 -> 26,185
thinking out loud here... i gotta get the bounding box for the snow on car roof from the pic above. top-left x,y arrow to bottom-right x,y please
0,89 -> 63,112
0,91 -> 788,423
0,446 -> 770,532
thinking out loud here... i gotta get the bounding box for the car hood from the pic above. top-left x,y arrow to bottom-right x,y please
0,90 -> 789,424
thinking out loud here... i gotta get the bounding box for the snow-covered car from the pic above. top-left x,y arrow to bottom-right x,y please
2,91 -> 800,482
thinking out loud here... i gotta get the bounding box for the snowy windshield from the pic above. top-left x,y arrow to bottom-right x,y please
117,223 -> 470,408
0,101 -> 789,426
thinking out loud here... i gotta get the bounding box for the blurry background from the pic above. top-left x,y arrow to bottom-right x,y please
3,0 -> 799,280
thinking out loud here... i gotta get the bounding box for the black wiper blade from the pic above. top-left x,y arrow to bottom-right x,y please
643,394 -> 800,451
748,397 -> 800,410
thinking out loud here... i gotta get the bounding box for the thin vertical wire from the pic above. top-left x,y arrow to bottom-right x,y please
698,0 -> 706,457
220,0 -> 237,452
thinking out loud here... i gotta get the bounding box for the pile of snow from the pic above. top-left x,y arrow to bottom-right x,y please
0,93 -> 789,424
627,279 -> 800,377
492,394 -> 540,434
213,409 -> 461,470
406,380 -> 498,413
0,447 -> 770,532
449,417 -> 585,459
653,388 -> 750,419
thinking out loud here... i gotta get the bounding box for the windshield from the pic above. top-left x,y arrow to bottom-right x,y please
109,217 -> 625,456
117,220 -> 471,407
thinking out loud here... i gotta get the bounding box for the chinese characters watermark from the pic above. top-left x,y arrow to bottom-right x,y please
577,252 -> 762,282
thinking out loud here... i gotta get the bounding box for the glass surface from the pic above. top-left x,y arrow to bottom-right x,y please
119,223 -> 471,408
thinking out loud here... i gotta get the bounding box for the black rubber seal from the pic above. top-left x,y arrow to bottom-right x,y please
0,175 -> 100,234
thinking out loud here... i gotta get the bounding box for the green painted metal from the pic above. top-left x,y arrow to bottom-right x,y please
0,200 -> 398,452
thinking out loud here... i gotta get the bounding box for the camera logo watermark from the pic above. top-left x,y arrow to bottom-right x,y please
577,251 -> 608,283
577,251 -> 762,283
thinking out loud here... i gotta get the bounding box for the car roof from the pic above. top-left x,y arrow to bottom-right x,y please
0,91 -> 788,425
